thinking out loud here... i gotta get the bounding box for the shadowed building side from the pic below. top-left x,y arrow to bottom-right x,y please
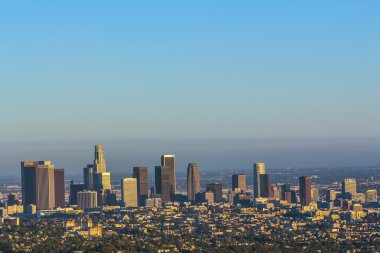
21,161 -> 37,207
133,166 -> 148,206
299,176 -> 312,206
77,191 -> 98,210
259,174 -> 273,198
187,163 -> 200,202
69,180 -> 85,205
155,165 -> 171,203
83,164 -> 94,190
161,155 -> 176,200
54,168 -> 65,208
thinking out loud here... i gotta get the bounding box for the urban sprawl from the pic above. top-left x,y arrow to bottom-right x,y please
0,145 -> 379,252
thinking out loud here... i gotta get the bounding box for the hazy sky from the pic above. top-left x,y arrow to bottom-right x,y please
0,1 -> 379,175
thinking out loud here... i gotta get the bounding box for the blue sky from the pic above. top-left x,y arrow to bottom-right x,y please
0,1 -> 379,175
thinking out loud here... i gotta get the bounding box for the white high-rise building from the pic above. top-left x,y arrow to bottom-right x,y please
342,178 -> 357,195
121,178 -> 138,207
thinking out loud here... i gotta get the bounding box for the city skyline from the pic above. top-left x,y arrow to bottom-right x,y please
16,145 -> 379,206
1,1 -> 379,251
10,146 -> 380,251
20,144 -> 322,210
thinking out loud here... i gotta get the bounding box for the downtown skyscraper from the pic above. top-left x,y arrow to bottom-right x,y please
21,161 -> 56,210
91,144 -> 112,206
121,178 -> 138,207
155,165 -> 171,203
342,178 -> 357,196
94,144 -> 107,173
259,174 -> 273,198
133,166 -> 148,206
187,163 -> 200,202
54,168 -> 65,208
299,176 -> 312,206
92,145 -> 111,190
232,174 -> 246,193
161,155 -> 176,199
83,164 -> 95,190
254,163 -> 266,198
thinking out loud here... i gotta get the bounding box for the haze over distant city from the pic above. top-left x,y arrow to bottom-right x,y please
1,1 -> 380,175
